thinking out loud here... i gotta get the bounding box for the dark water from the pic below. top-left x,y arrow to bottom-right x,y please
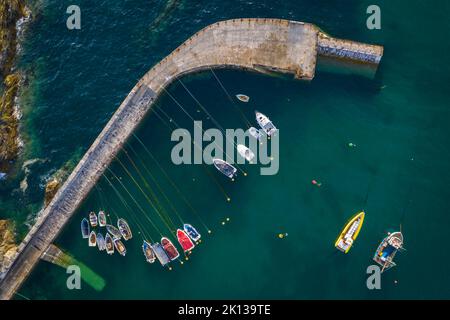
2,0 -> 450,299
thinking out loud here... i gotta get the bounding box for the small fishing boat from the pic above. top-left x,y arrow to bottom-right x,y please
161,237 -> 180,260
237,144 -> 255,162
106,224 -> 122,240
105,233 -> 114,255
184,223 -> 201,242
255,111 -> 277,137
81,218 -> 90,239
142,240 -> 156,263
96,233 -> 106,251
248,127 -> 262,140
114,238 -> 127,256
98,211 -> 107,227
335,211 -> 365,253
177,229 -> 195,252
373,231 -> 404,273
88,231 -> 97,247
236,94 -> 250,103
89,211 -> 98,227
151,242 -> 170,267
117,218 -> 132,240
213,158 -> 237,179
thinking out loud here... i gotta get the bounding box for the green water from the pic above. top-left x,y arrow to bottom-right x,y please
3,0 -> 450,299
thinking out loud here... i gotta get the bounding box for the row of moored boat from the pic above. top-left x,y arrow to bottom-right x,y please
81,212 -> 202,267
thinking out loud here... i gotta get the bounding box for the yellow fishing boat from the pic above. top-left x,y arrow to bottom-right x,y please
335,211 -> 365,253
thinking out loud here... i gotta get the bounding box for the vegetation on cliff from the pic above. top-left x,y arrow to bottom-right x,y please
0,0 -> 29,173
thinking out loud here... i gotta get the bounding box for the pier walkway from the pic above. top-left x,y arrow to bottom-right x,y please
0,18 -> 382,299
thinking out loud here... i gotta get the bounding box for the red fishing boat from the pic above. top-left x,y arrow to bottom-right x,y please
177,229 -> 195,252
161,237 -> 180,260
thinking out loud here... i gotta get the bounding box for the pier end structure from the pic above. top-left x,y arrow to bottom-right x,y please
0,18 -> 383,300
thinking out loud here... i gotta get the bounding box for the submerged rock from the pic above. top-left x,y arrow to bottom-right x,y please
0,220 -> 18,274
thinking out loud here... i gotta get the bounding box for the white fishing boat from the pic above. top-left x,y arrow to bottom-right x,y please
213,158 -> 237,179
89,211 -> 98,227
106,224 -> 122,240
98,211 -> 107,227
236,94 -> 250,103
255,111 -> 277,136
248,127 -> 262,140
237,144 -> 255,162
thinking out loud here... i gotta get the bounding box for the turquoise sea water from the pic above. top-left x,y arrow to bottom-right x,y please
2,0 -> 450,299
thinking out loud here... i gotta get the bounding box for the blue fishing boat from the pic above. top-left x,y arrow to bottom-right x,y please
81,218 -> 90,239
151,242 -> 170,267
142,240 -> 156,263
184,223 -> 201,242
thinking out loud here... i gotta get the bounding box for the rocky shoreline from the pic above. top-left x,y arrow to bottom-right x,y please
0,219 -> 17,274
0,0 -> 30,176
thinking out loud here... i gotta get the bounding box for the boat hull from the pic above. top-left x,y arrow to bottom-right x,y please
373,231 -> 403,272
114,239 -> 127,256
89,212 -> 98,227
105,234 -> 114,255
335,211 -> 365,253
151,243 -> 170,266
213,158 -> 237,179
106,224 -> 122,240
117,218 -> 133,240
177,229 -> 195,252
184,223 -> 201,242
88,231 -> 97,247
96,233 -> 106,251
142,240 -> 156,263
81,218 -> 90,239
98,211 -> 107,227
161,237 -> 180,260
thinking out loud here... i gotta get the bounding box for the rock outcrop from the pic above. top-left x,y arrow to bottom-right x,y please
0,220 -> 17,274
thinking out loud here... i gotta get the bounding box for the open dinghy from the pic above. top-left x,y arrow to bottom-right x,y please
236,94 -> 250,102
98,211 -> 107,227
106,224 -> 122,240
89,211 -> 98,227
151,242 -> 170,267
142,240 -> 156,263
117,218 -> 132,240
96,233 -> 106,251
105,233 -> 114,255
161,237 -> 180,260
177,229 -> 195,252
81,218 -> 90,239
184,223 -> 201,242
88,231 -> 97,247
114,238 -> 127,256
